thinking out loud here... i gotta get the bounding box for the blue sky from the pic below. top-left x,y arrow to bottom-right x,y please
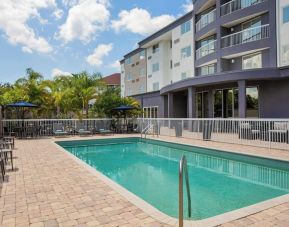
0,0 -> 193,83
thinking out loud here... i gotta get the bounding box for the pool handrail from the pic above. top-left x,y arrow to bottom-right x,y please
141,123 -> 154,138
179,155 -> 192,227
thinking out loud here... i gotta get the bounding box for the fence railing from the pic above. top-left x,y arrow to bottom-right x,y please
196,40 -> 217,60
3,118 -> 289,150
137,118 -> 289,150
221,0 -> 265,16
2,119 -> 113,137
221,24 -> 269,48
196,9 -> 216,32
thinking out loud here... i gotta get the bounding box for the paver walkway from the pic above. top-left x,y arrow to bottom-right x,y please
0,137 -> 171,227
1,136 -> 289,227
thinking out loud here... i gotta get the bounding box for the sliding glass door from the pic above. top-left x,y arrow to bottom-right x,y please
214,88 -> 239,118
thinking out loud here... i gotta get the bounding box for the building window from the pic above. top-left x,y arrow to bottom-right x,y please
143,106 -> 158,118
181,20 -> 191,35
153,82 -> 159,91
139,68 -> 145,76
196,92 -> 209,118
282,44 -> 289,66
152,63 -> 159,73
126,73 -> 132,81
139,85 -> 145,93
181,72 -> 187,80
246,87 -> 259,118
152,44 -> 159,54
283,5 -> 289,24
213,88 -> 239,118
139,50 -> 145,59
242,52 -> 262,69
200,64 -> 215,76
181,46 -> 191,59
127,88 -> 132,96
125,57 -> 132,65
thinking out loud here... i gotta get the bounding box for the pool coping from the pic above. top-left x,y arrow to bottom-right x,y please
52,136 -> 289,227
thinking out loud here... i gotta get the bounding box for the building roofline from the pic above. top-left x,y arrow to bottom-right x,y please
138,10 -> 193,47
123,48 -> 144,59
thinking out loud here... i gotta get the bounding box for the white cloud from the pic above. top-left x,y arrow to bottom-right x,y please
51,68 -> 72,77
86,43 -> 113,67
107,60 -> 120,71
111,8 -> 175,36
0,0 -> 56,54
53,9 -> 64,20
62,0 -> 110,7
182,1 -> 194,13
57,0 -> 110,43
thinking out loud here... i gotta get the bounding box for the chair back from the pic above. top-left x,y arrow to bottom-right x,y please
53,124 -> 64,132
274,122 -> 289,130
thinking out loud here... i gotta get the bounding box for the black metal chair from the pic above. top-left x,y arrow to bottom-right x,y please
0,157 -> 5,181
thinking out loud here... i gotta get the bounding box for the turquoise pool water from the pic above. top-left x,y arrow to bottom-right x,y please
57,138 -> 289,220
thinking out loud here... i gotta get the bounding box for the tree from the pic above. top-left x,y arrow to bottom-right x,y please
93,87 -> 141,118
70,72 -> 105,118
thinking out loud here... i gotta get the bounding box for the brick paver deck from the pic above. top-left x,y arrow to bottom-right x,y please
1,136 -> 289,227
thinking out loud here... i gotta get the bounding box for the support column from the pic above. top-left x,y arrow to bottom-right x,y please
187,87 -> 196,131
168,93 -> 174,118
238,80 -> 246,118
187,87 -> 196,118
208,89 -> 214,118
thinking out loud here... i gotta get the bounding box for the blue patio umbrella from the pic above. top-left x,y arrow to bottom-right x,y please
6,101 -> 39,122
6,101 -> 39,108
112,105 -> 135,111
5,101 -> 40,137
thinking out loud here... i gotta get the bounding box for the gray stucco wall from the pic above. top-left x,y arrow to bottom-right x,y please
133,91 -> 166,118
259,79 -> 289,118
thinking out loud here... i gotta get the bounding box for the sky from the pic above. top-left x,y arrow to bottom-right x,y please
0,0 -> 193,83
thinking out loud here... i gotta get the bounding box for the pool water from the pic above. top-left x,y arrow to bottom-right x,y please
57,138 -> 289,220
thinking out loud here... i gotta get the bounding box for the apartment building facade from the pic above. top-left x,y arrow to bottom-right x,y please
120,0 -> 289,119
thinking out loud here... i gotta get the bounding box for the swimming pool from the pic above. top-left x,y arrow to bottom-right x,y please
57,138 -> 289,220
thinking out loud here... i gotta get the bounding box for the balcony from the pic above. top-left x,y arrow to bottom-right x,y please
196,9 -> 216,32
221,24 -> 269,48
196,40 -> 217,60
221,0 -> 265,16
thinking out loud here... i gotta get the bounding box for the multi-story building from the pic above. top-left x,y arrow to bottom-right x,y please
120,0 -> 289,119
120,48 -> 147,97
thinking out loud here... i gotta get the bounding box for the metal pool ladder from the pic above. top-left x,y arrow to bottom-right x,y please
141,123 -> 154,138
179,155 -> 191,227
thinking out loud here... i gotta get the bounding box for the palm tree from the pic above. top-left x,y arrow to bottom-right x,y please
71,72 -> 105,118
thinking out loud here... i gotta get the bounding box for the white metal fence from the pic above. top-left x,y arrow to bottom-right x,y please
138,118 -> 289,150
2,119 -> 113,137
2,118 -> 289,150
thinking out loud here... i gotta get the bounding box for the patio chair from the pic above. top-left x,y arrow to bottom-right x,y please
76,123 -> 92,136
53,124 -> 68,137
268,122 -> 289,143
96,128 -> 114,135
239,122 -> 260,140
0,141 -> 13,170
0,157 -> 5,181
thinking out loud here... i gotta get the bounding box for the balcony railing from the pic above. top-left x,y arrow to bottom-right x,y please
196,9 -> 216,32
221,24 -> 269,48
196,40 -> 217,60
221,0 -> 265,16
